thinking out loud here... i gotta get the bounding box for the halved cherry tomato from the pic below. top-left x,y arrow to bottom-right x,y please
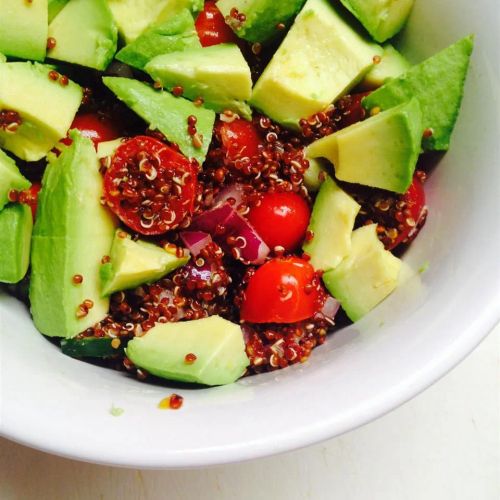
62,112 -> 121,148
217,119 -> 262,161
103,136 -> 198,235
195,1 -> 238,47
240,257 -> 324,323
247,192 -> 311,252
388,174 -> 427,250
18,182 -> 41,220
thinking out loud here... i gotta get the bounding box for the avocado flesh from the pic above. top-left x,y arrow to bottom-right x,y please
307,99 -> 423,194
339,0 -> 414,43
146,44 -> 253,118
47,0 -> 118,71
100,230 -> 190,296
96,138 -> 125,159
0,0 -> 48,61
250,0 -> 382,129
48,0 -> 70,22
61,337 -> 123,358
216,0 -> 306,44
116,9 -> 201,70
103,77 -> 215,165
0,54 -> 5,63
303,157 -> 329,193
363,36 -> 474,151
303,177 -> 360,271
0,149 -> 31,212
30,133 -> 117,339
360,44 -> 411,90
0,62 -> 82,162
323,224 -> 402,322
0,203 -> 32,284
126,315 -> 250,386
107,0 -> 202,43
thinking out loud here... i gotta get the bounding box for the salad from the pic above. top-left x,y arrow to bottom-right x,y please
0,0 -> 473,387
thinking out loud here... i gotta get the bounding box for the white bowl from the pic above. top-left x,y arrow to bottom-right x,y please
1,0 -> 499,469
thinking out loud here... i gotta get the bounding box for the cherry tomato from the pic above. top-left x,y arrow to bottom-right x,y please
240,257 -> 324,323
388,174 -> 427,250
217,119 -> 262,162
18,182 -> 41,220
247,192 -> 311,252
62,112 -> 121,148
103,136 -> 198,235
195,1 -> 238,47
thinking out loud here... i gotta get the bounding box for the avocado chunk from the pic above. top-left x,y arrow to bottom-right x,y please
0,62 -> 82,162
100,230 -> 189,296
0,203 -> 32,284
107,0 -> 202,43
126,315 -> 249,386
0,0 -> 48,61
339,0 -> 414,43
303,157 -> 329,193
363,36 -> 474,151
103,77 -> 215,164
30,133 -> 117,339
307,99 -> 423,193
303,177 -> 360,271
250,0 -> 381,129
116,9 -> 201,70
323,224 -> 402,322
96,137 -> 125,159
216,0 -> 306,44
145,43 -> 252,118
47,0 -> 118,71
0,149 -> 31,212
0,54 -> 5,63
61,336 -> 123,358
48,0 -> 70,22
360,44 -> 411,90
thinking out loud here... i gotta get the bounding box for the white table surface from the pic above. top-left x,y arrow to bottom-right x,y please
1,325 -> 498,500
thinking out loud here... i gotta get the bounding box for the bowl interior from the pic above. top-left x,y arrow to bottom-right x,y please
1,0 -> 499,468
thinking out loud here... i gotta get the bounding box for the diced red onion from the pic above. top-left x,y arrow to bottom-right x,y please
191,203 -> 234,233
214,183 -> 245,209
314,296 -> 340,324
180,231 -> 212,257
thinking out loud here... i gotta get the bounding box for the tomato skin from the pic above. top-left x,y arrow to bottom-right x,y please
19,182 -> 41,220
62,112 -> 121,148
103,136 -> 197,235
240,257 -> 324,323
247,192 -> 311,252
195,1 -> 238,47
217,119 -> 262,161
388,174 -> 426,250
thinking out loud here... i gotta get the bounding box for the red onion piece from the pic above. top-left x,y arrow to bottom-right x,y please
180,231 -> 212,257
191,203 -> 270,264
314,296 -> 340,324
214,183 -> 245,209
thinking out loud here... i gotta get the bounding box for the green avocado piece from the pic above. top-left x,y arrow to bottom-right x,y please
47,0 -> 118,71
0,203 -> 32,284
126,315 -> 250,386
48,0 -> 70,22
303,157 -> 328,193
61,336 -> 123,358
0,54 -> 5,63
0,62 -> 82,162
323,224 -> 402,322
103,76 -> 215,165
360,44 -> 411,90
216,0 -> 306,44
250,0 -> 381,129
107,0 -> 202,43
307,99 -> 423,193
116,9 -> 201,70
96,137 -> 125,159
30,133 -> 117,339
303,177 -> 360,272
0,0 -> 48,61
0,149 -> 31,212
100,230 -> 189,296
339,0 -> 414,43
146,44 -> 252,118
363,36 -> 474,151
